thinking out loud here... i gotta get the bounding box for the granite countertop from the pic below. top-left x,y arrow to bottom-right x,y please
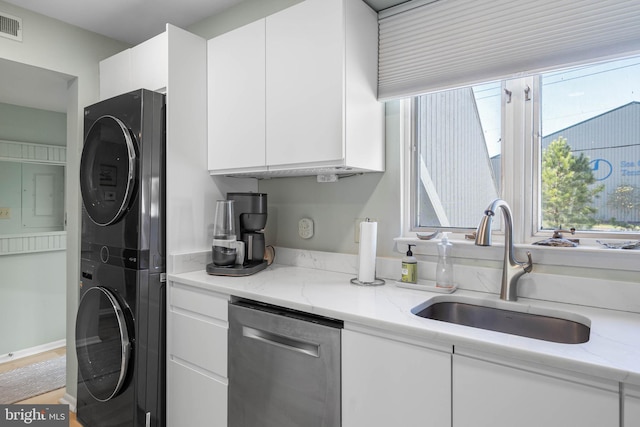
168,263 -> 640,386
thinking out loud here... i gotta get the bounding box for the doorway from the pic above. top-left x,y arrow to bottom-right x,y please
0,57 -> 71,402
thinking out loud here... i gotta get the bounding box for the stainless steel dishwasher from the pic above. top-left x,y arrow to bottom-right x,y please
228,298 -> 343,427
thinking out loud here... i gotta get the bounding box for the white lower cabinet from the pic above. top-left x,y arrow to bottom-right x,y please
625,385 -> 640,425
168,361 -> 227,426
164,287 -> 625,427
452,352 -> 619,427
342,328 -> 452,427
167,281 -> 230,427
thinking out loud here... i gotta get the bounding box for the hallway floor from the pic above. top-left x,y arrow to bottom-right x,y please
0,347 -> 82,426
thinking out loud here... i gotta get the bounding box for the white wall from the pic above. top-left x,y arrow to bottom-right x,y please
0,102 -> 66,145
0,0 -> 130,400
0,251 -> 66,355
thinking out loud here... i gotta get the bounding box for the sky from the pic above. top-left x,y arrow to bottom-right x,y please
472,55 -> 640,158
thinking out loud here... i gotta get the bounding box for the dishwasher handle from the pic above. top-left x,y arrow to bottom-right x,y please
242,326 -> 320,358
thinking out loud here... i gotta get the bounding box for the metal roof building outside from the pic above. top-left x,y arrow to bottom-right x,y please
542,102 -> 640,224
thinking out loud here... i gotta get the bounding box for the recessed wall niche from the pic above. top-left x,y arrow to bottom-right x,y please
0,140 -> 66,254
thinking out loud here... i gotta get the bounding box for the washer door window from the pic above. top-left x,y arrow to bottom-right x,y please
80,115 -> 137,226
76,286 -> 132,402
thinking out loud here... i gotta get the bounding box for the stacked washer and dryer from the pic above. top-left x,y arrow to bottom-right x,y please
76,89 -> 166,427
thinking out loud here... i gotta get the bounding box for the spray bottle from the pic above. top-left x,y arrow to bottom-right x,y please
436,233 -> 454,288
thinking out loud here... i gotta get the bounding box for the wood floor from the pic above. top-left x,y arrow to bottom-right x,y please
0,346 -> 66,374
0,347 -> 82,427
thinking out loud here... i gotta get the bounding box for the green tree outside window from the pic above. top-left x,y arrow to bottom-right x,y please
541,137 -> 604,229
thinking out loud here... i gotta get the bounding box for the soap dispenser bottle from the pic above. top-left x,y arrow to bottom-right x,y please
401,244 -> 417,283
436,233 -> 454,288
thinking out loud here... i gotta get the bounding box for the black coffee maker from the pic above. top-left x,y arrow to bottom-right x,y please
206,192 -> 268,276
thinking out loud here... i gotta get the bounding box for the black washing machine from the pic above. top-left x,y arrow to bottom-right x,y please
76,89 -> 166,427
79,89 -> 165,272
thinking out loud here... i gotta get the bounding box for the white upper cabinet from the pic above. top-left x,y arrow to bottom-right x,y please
99,31 -> 168,100
265,0 -> 344,168
131,32 -> 168,93
207,19 -> 266,172
99,49 -> 132,100
207,0 -> 384,176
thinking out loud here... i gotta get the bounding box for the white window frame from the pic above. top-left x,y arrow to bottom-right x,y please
400,69 -> 640,271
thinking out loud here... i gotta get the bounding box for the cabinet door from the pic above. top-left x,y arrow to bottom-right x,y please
100,32 -> 168,100
342,329 -> 451,427
99,49 -> 132,100
167,282 -> 229,426
168,283 -> 228,376
169,311 -> 227,375
167,361 -> 227,427
626,385 -> 640,426
266,0 -> 344,167
131,31 -> 168,92
208,19 -> 266,172
453,354 -> 619,427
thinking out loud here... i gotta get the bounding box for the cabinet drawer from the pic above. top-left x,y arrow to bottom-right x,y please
169,310 -> 227,376
167,360 -> 227,427
169,282 -> 229,321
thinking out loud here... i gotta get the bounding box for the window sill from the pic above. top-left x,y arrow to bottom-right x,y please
394,235 -> 640,274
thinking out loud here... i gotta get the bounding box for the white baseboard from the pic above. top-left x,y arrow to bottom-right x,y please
0,339 -> 66,364
59,392 -> 76,412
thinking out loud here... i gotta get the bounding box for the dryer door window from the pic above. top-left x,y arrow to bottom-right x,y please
80,115 -> 137,226
76,286 -> 132,402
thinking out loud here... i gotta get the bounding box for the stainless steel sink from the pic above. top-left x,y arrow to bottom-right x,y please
412,297 -> 590,344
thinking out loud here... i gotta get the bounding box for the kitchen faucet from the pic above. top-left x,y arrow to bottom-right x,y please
475,199 -> 533,301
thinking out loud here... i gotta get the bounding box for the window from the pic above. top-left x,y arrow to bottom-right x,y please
412,83 -> 501,230
540,57 -> 640,232
408,55 -> 640,240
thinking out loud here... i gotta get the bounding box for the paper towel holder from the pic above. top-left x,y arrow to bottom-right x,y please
350,277 -> 386,286
351,218 -> 385,286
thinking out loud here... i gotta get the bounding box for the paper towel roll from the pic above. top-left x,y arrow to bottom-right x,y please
358,220 -> 377,283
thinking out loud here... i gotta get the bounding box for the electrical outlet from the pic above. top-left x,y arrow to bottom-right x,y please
298,218 -> 314,239
0,208 -> 10,219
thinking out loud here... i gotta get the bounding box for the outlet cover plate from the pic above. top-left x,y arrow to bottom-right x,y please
298,218 -> 314,239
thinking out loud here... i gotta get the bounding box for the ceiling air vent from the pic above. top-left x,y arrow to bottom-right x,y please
0,11 -> 22,42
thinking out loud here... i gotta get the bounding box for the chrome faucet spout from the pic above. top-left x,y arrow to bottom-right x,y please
474,199 -> 533,301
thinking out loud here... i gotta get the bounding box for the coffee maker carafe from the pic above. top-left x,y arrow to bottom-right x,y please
207,192 -> 268,276
211,200 -> 244,267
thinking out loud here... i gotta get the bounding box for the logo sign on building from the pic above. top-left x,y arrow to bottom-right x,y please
0,405 -> 68,427
590,159 -> 613,181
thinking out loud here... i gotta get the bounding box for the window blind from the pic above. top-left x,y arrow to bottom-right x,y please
378,0 -> 640,101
